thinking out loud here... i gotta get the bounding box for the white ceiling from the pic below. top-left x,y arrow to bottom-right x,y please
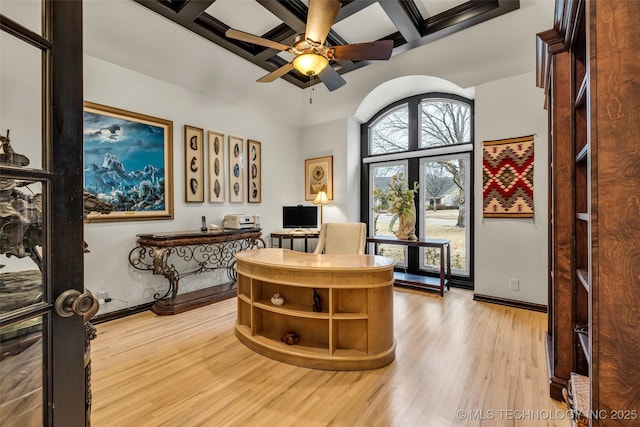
82,0 -> 555,128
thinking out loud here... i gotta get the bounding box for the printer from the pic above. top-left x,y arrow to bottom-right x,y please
223,214 -> 258,229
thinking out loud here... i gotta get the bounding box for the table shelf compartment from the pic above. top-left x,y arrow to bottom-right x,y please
237,298 -> 251,328
254,300 -> 328,319
237,275 -> 251,299
332,288 -> 367,315
333,319 -> 368,353
255,309 -> 329,348
237,326 -> 331,356
253,280 -> 329,314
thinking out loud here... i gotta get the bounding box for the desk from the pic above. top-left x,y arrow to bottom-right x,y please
128,228 -> 264,315
235,248 -> 395,370
270,230 -> 319,253
366,236 -> 451,296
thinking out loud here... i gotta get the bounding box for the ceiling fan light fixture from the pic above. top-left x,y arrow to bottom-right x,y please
292,53 -> 329,76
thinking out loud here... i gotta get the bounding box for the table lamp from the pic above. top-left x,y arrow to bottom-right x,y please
312,191 -> 330,225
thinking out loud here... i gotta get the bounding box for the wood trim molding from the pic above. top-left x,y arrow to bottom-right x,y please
546,333 -> 569,401
92,302 -> 154,324
473,294 -> 548,313
536,28 -> 566,90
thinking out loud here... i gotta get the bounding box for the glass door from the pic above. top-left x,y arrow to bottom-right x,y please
369,160 -> 407,266
1,1 -> 87,425
419,154 -> 471,276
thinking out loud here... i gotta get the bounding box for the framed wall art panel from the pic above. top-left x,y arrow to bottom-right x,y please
228,135 -> 244,203
305,155 -> 333,201
247,139 -> 261,203
83,101 -> 174,222
184,125 -> 204,202
207,130 -> 225,202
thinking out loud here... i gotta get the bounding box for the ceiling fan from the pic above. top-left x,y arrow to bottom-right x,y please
225,0 -> 394,92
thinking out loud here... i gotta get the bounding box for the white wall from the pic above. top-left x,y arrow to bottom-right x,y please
300,118 -> 360,223
83,56 -> 301,315
474,71 -> 548,305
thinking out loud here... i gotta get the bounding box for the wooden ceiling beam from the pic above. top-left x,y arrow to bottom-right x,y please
177,0 -> 216,21
378,0 -> 422,42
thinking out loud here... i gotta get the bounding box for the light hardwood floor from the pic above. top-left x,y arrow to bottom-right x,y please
91,288 -> 570,426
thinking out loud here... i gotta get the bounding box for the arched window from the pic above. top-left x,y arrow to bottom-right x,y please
370,103 -> 409,154
361,93 -> 474,286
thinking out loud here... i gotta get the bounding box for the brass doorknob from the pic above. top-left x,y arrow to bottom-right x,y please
55,289 -> 99,319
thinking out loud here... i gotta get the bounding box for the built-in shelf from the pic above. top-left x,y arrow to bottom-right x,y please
575,327 -> 591,365
578,334 -> 591,365
576,269 -> 589,292
254,300 -> 329,319
575,144 -> 589,163
332,312 -> 368,320
542,0 -> 640,415
575,73 -> 588,108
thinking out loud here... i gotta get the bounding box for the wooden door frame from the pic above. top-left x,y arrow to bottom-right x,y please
48,1 -> 86,425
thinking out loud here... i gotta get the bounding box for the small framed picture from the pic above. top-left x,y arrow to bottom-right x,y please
184,125 -> 204,203
228,135 -> 244,203
247,139 -> 261,203
305,155 -> 333,201
208,130 -> 225,202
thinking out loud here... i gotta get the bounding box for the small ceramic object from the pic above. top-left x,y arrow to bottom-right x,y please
281,332 -> 299,345
271,293 -> 284,306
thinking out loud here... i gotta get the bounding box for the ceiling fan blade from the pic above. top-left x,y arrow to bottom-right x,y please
257,62 -> 295,83
225,28 -> 289,51
329,40 -> 394,61
306,0 -> 341,45
317,65 -> 346,92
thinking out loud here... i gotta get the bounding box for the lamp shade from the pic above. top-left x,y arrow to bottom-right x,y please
292,53 -> 329,76
313,191 -> 330,205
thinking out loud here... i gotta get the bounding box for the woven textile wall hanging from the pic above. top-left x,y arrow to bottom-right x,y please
482,134 -> 534,218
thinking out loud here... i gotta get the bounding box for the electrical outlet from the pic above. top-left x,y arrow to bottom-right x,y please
97,290 -> 110,304
509,279 -> 519,291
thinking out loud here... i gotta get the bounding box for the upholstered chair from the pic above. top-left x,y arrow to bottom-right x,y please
313,222 -> 367,255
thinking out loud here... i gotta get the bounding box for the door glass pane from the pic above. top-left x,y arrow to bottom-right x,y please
0,179 -> 44,309
0,0 -> 43,35
421,156 -> 469,274
0,31 -> 43,170
371,162 -> 406,266
0,315 -> 44,427
369,104 -> 409,155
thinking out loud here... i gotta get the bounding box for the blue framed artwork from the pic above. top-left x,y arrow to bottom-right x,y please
83,101 -> 174,222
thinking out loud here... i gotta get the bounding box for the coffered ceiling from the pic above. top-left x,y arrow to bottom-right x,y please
134,0 -> 520,89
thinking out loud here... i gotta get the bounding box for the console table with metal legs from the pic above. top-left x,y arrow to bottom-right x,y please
366,236 -> 451,296
129,228 -> 264,315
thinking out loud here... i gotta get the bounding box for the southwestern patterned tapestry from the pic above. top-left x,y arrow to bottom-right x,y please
482,135 -> 534,218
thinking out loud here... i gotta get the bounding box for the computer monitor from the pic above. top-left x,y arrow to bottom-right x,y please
282,205 -> 318,230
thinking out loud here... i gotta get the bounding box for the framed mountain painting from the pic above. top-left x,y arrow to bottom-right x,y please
82,101 -> 174,222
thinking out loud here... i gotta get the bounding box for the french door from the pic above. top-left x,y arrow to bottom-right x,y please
369,160 -> 408,267
419,153 -> 471,276
1,1 -> 87,425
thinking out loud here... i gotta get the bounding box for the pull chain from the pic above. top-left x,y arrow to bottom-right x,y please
309,75 -> 314,104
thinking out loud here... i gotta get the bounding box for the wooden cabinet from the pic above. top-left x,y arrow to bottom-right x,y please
537,0 -> 640,423
235,248 -> 396,370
